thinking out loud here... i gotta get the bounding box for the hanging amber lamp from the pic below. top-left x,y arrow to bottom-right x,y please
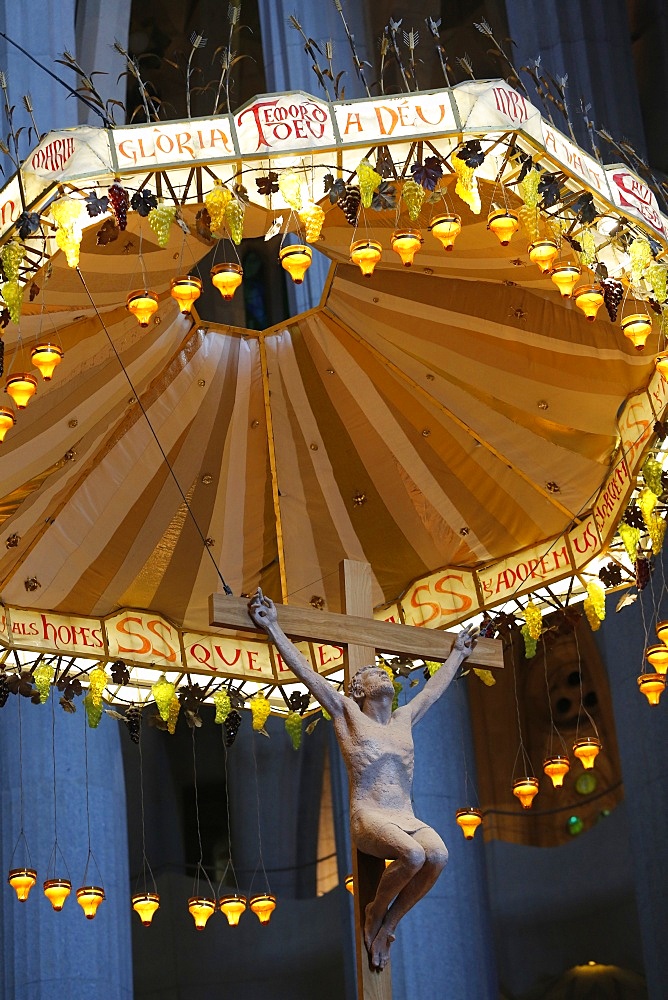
573,736 -> 601,770
528,238 -> 559,273
487,208 -> 519,246
31,344 -> 64,380
655,619 -> 668,647
645,643 -> 668,674
5,373 -> 37,410
391,229 -> 423,267
279,244 -> 312,284
219,893 -> 247,927
132,891 -> 160,926
655,352 -> 668,379
621,312 -> 652,351
550,261 -> 581,298
637,673 -> 666,705
7,867 -> 37,901
350,239 -> 382,277
344,874 -> 354,895
543,755 -> 570,788
188,896 -> 216,930
249,893 -> 276,924
211,262 -> 243,300
0,406 -> 16,443
573,284 -> 604,322
428,214 -> 462,252
512,777 -> 539,809
76,885 -> 105,919
126,290 -> 159,327
43,878 -> 72,911
170,275 -> 202,314
455,808 -> 483,840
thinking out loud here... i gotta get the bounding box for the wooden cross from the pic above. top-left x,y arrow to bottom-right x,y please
210,560 -> 503,1000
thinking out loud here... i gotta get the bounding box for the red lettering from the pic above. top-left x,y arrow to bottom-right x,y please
214,644 -> 242,667
434,573 -> 473,614
573,521 -> 598,554
147,619 -> 177,663
246,650 -> 262,671
409,584 -> 440,626
552,545 -> 570,570
317,644 -> 344,668
190,643 -> 212,667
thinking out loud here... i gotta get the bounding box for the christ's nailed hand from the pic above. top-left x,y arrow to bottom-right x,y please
249,588 -> 278,629
454,623 -> 479,656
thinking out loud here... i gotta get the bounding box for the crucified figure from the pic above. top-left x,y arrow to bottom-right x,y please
248,588 -> 478,972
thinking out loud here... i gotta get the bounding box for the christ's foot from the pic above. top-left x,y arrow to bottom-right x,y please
364,900 -> 385,955
369,926 -> 396,972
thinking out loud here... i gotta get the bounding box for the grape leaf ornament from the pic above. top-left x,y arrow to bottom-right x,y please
85,190 -> 109,218
130,189 -> 158,217
410,156 -> 443,192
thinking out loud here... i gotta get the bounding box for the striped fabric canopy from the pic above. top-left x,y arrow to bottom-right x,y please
0,191 -> 657,631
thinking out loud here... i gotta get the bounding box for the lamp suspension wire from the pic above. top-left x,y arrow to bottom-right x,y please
250,731 -> 271,895
573,626 -> 599,742
191,725 -> 215,898
11,691 -> 32,866
138,736 -> 157,895
75,266 -> 232,595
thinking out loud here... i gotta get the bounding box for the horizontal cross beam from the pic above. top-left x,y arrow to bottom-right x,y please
209,595 -> 503,670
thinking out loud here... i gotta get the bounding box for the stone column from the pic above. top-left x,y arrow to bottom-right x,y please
0,696 -> 133,999
594,584 -> 668,999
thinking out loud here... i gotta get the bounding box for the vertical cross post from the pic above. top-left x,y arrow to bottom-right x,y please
340,560 -> 393,1000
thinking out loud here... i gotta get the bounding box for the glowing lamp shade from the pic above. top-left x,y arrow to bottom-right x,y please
188,896 -> 215,930
637,672 -> 666,705
487,209 -> 519,246
5,373 -> 37,410
655,352 -> 668,380
543,755 -> 570,788
126,290 -> 158,327
279,244 -> 312,284
391,229 -> 423,267
211,262 -> 243,300
219,894 -> 247,927
0,407 -> 16,443
76,885 -> 105,919
655,620 -> 668,647
344,874 -> 354,895
455,807 -> 483,840
550,262 -> 581,298
573,737 -> 602,770
350,239 -> 382,277
249,893 -> 276,925
170,275 -> 202,313
8,868 -> 37,902
44,878 -> 72,911
528,238 -> 559,273
646,644 -> 668,674
512,777 -> 539,809
132,891 -> 160,926
573,284 -> 604,322
621,312 -> 652,351
31,344 -> 63,380
428,214 -> 462,251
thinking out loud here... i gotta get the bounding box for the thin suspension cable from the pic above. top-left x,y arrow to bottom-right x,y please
250,732 -> 271,894
75,266 -> 232,595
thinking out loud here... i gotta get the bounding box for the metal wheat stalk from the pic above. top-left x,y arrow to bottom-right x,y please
579,99 -> 601,162
473,19 -> 529,97
457,54 -> 475,81
0,72 -> 25,207
331,0 -> 371,97
186,32 -> 208,119
425,17 -> 451,87
225,1 -> 242,115
403,28 -> 419,91
386,19 -> 410,93
22,94 -> 42,144
114,40 -> 161,122
288,15 -> 332,100
378,34 -> 390,95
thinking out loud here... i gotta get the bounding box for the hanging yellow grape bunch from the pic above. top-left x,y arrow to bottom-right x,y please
148,204 -> 177,248
452,141 -> 483,215
517,167 -> 541,241
298,201 -> 325,243
629,236 -> 653,285
357,158 -> 382,208
83,692 -> 103,728
642,456 -> 663,497
88,666 -> 107,706
204,179 -> 233,232
250,692 -> 271,732
647,261 -> 668,305
521,601 -> 542,658
213,688 -> 231,724
151,674 -> 176,721
618,520 -> 641,562
401,179 -> 425,222
648,512 -> 666,554
284,711 -> 302,750
167,694 -> 180,734
51,196 -> 84,268
278,169 -> 303,211
578,229 -> 597,268
224,198 -> 245,245
583,580 -> 605,631
33,663 -> 54,704
1,241 -> 25,325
